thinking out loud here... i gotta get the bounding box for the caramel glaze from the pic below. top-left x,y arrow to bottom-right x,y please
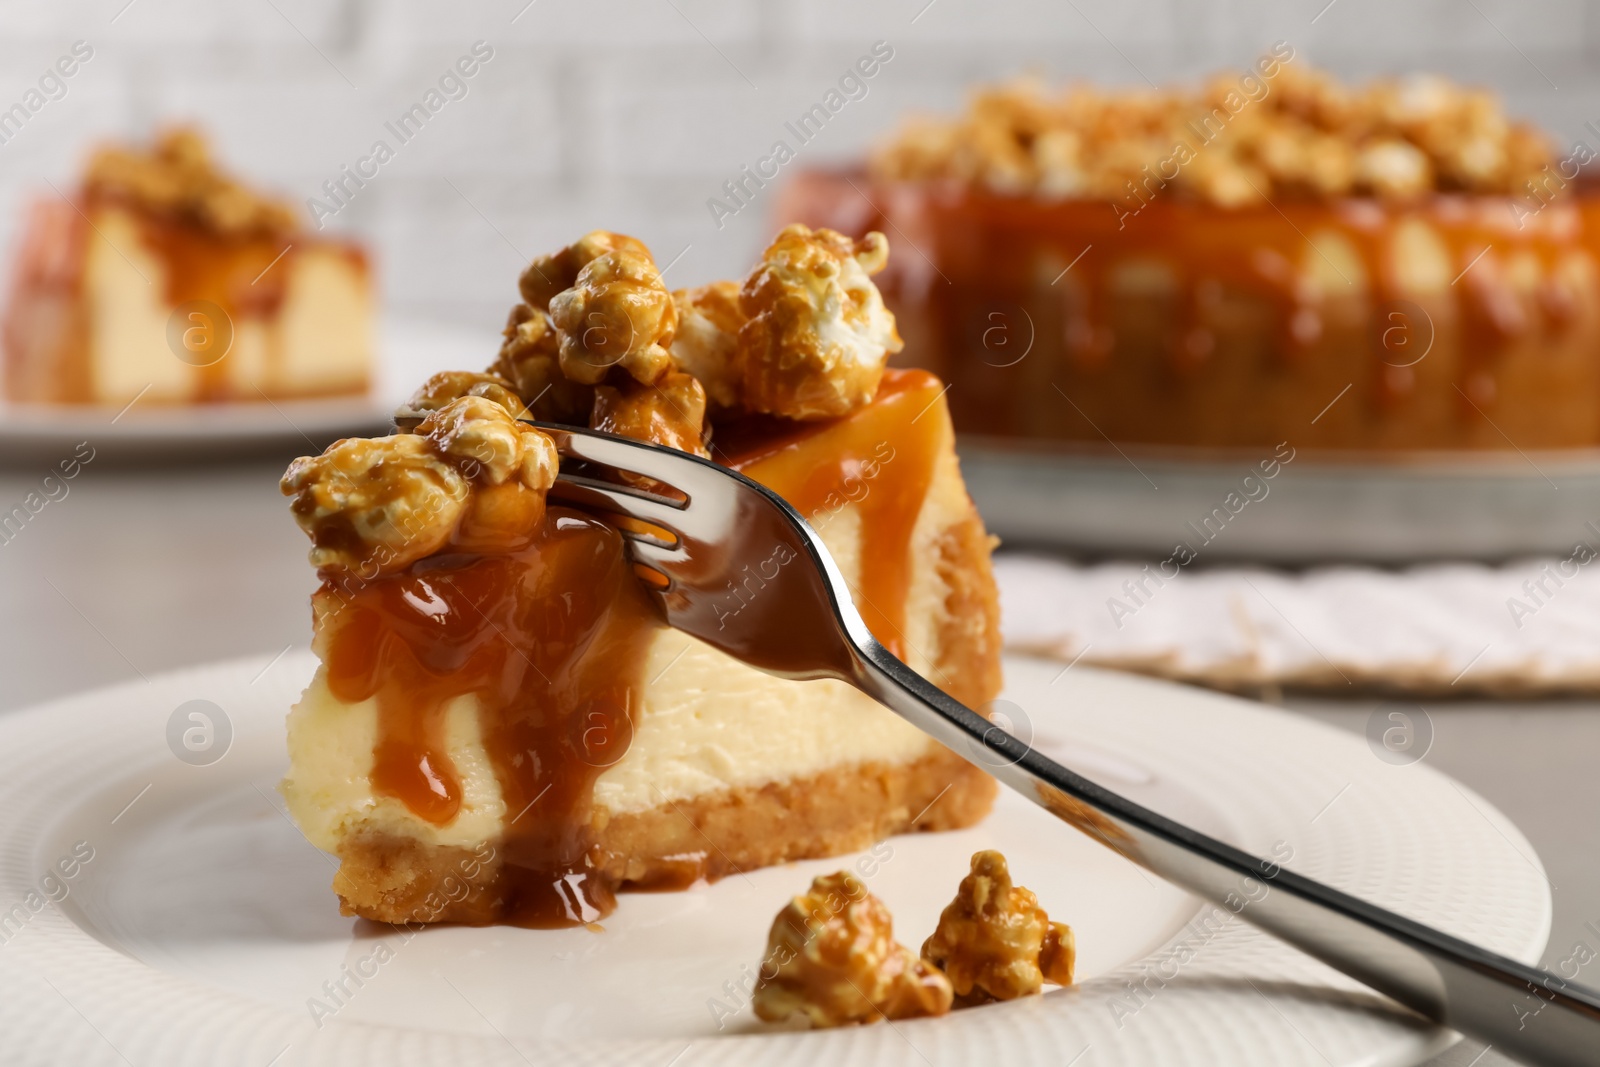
318,508 -> 661,927
778,169 -> 1600,451
717,369 -> 947,659
314,369 -> 949,926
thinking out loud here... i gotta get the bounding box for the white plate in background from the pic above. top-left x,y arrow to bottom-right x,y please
0,653 -> 1549,1065
0,317 -> 497,463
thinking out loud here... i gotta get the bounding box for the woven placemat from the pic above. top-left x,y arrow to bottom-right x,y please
995,552 -> 1600,697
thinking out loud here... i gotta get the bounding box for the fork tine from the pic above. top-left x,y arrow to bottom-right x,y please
616,525 -> 678,550
536,422 -> 743,542
549,475 -> 687,534
533,422 -> 708,492
624,538 -> 688,579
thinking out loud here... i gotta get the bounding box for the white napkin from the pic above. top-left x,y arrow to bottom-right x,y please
995,552 -> 1600,694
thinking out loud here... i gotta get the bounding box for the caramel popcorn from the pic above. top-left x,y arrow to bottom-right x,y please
484,225 -> 903,435
403,371 -> 531,421
418,397 -> 558,553
549,247 -> 678,387
1353,139 -> 1434,199
921,851 -> 1076,1005
870,116 -> 964,184
591,370 -> 709,458
1253,126 -> 1355,197
290,220 -> 917,580
1182,152 -> 1269,209
869,64 -> 1556,203
1270,64 -> 1356,131
753,872 -> 953,1028
670,281 -> 745,410
282,398 -> 559,574
418,395 -> 558,491
737,225 -> 903,420
282,435 -> 470,577
488,304 -> 594,424
85,127 -> 299,235
519,230 -> 653,311
497,301 -> 559,366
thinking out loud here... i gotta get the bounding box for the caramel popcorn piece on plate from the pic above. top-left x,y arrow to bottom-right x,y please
737,224 -> 903,421
753,871 -> 953,1028
922,850 -> 1076,1005
282,398 -> 559,574
549,246 -> 678,387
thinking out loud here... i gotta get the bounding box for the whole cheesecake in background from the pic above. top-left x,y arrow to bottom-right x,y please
3,128 -> 373,406
278,225 -> 1001,927
779,57 -> 1600,451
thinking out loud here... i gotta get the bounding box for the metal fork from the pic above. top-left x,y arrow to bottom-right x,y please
536,420 -> 1600,1066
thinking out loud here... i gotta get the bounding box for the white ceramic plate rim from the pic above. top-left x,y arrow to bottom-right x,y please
0,654 -> 1551,1067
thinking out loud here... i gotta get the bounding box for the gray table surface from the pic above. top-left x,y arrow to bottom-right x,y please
0,450 -> 1589,1066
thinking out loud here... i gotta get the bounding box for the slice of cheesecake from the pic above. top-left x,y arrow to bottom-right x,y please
3,127 -> 373,406
280,226 -> 1001,927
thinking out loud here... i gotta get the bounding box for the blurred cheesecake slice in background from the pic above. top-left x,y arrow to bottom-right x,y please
3,127 -> 373,406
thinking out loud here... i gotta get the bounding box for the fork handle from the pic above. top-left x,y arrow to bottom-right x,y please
847,642 -> 1600,1066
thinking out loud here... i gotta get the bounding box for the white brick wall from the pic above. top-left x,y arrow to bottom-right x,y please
0,0 -> 1598,330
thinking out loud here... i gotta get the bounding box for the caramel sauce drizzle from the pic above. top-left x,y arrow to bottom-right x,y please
720,369 -> 946,658
319,510 -> 661,927
314,369 -> 948,926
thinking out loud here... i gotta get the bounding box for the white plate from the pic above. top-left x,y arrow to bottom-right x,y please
963,437 -> 1600,563
0,318 -> 498,464
0,654 -> 1549,1066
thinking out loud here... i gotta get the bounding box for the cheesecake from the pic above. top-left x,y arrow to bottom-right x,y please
279,225 -> 1001,927
3,127 -> 373,406
780,61 -> 1600,451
